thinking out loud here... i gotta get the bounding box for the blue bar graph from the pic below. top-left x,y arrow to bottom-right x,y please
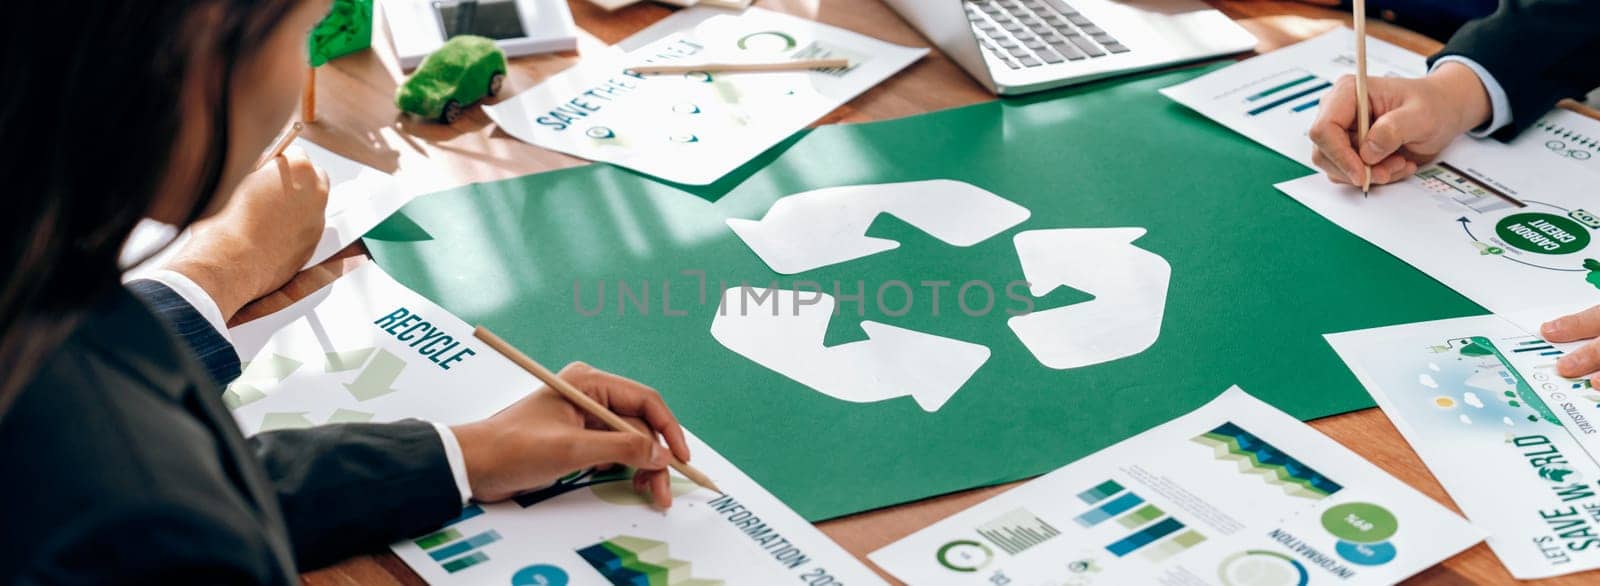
1106,517 -> 1185,557
1292,99 -> 1321,113
429,530 -> 502,561
1074,491 -> 1144,527
1247,81 -> 1333,116
1077,479 -> 1125,504
1245,74 -> 1317,101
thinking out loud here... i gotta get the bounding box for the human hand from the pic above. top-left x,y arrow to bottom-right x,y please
1309,61 -> 1492,187
451,362 -> 692,508
167,147 -> 329,320
1544,308 -> 1600,385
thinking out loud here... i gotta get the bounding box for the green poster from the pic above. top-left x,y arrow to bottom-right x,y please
367,65 -> 1482,521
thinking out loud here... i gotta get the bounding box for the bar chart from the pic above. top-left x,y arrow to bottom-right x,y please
1073,479 -> 1209,561
975,508 -> 1062,555
1073,490 -> 1144,527
410,505 -> 502,574
1235,69 -> 1331,118
1139,529 -> 1208,563
1511,338 -> 1563,358
1105,517 -> 1186,557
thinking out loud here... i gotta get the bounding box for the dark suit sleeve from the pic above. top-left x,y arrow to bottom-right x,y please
23,496 -> 289,584
127,280 -> 466,569
250,420 -> 465,570
1428,0 -> 1600,140
126,278 -> 243,386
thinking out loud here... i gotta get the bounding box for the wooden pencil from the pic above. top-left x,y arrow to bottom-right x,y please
629,58 -> 851,75
1353,0 -> 1371,193
253,121 -> 303,170
303,66 -> 317,123
472,326 -> 723,494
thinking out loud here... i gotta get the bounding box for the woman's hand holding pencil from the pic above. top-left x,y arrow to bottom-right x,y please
450,353 -> 702,509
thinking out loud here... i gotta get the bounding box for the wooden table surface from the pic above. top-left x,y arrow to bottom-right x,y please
280,2 -> 1591,584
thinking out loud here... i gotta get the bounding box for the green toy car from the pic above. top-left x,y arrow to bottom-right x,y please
396,35 -> 507,124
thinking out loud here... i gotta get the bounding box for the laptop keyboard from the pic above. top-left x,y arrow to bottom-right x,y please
965,0 -> 1130,69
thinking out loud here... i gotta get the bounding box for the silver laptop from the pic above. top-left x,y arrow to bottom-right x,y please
885,0 -> 1257,95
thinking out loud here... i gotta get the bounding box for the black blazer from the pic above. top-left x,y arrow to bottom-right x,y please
1430,0 -> 1600,140
0,286 -> 464,583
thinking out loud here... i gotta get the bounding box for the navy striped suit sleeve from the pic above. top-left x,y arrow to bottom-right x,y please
127,279 -> 243,386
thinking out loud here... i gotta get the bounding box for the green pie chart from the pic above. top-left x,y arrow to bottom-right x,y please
737,31 -> 798,53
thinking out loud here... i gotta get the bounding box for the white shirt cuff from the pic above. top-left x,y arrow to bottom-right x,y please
1432,55 -> 1512,138
432,422 -> 474,505
144,269 -> 233,343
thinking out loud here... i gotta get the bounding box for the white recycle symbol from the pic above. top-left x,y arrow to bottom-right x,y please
713,180 -> 1170,412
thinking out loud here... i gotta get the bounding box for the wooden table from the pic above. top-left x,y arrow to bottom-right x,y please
282,2 -> 1592,584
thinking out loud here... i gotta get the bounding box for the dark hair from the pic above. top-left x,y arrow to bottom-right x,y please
0,1 -> 301,413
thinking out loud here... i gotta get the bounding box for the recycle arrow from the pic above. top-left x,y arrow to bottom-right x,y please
342,348 -> 405,401
223,353 -> 302,409
258,409 -> 376,433
325,347 -> 377,372
1007,228 -> 1171,369
727,180 -> 1030,274
709,287 -> 990,412
260,412 -> 317,431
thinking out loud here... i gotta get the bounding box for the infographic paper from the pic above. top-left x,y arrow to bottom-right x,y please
484,8 -> 924,185
225,263 -> 532,433
870,387 -> 1480,585
1327,315 -> 1600,579
1160,28 -> 1425,168
1277,108 -> 1600,317
391,431 -> 885,585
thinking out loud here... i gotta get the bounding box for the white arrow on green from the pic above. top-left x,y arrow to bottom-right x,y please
343,348 -> 405,401
222,384 -> 268,409
728,180 -> 1031,274
1008,228 -> 1171,369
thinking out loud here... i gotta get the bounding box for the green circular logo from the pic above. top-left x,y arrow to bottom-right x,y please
1495,212 -> 1591,255
1321,502 -> 1398,544
736,31 -> 798,53
935,540 -> 992,572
